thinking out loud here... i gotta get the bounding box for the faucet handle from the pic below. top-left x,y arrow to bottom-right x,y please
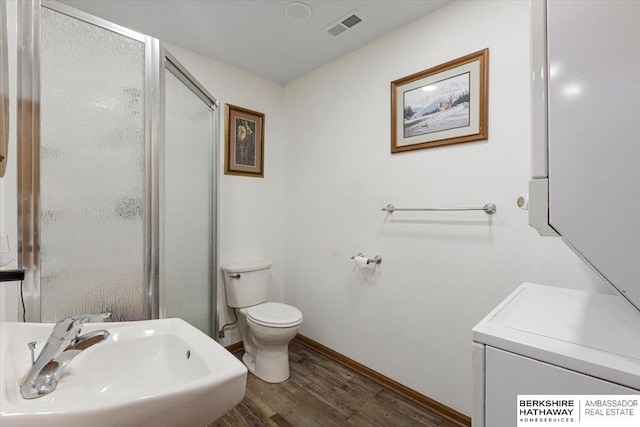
52,312 -> 111,340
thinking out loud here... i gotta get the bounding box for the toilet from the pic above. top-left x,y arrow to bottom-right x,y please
221,260 -> 303,383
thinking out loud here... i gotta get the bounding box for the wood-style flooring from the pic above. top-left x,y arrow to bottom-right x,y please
211,341 -> 459,427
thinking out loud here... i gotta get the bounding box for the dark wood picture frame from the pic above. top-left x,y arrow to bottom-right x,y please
391,49 -> 489,153
225,104 -> 265,177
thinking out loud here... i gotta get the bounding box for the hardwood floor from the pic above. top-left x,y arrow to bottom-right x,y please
212,341 -> 459,427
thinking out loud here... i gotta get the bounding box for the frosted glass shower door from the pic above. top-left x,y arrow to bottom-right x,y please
39,7 -> 146,322
162,65 -> 215,336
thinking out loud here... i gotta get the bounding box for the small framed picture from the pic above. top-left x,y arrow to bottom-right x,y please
224,104 -> 265,177
391,49 -> 489,153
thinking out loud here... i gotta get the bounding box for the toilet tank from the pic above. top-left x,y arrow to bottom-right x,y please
222,260 -> 272,308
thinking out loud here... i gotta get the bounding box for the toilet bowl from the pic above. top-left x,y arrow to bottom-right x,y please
222,261 -> 303,383
237,302 -> 302,383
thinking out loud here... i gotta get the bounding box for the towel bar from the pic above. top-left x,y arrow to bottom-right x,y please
381,203 -> 497,214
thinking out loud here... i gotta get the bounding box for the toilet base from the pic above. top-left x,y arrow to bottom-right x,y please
233,305 -> 301,384
242,321 -> 299,383
242,352 -> 257,375
243,344 -> 292,383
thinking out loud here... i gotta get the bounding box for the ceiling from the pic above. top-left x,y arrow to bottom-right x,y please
57,0 -> 450,84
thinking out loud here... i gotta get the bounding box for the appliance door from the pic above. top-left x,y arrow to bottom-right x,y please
546,0 -> 640,311
485,347 -> 638,427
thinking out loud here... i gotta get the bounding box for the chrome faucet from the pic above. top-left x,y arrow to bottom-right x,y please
20,312 -> 111,399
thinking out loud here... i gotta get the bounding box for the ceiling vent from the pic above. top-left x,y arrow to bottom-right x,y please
323,10 -> 367,39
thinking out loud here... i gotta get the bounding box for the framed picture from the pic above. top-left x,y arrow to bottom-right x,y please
225,104 -> 265,177
391,49 -> 489,153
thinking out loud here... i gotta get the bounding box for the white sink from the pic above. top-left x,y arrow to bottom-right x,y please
0,318 -> 247,427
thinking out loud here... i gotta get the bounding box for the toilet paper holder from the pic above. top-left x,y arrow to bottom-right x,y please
351,253 -> 382,265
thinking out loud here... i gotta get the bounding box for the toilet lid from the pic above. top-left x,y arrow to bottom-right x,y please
247,302 -> 303,328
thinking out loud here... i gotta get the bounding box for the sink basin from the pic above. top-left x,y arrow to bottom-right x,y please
0,318 -> 247,427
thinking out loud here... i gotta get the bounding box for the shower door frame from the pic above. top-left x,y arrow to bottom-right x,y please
158,48 -> 220,332
17,0 -> 218,337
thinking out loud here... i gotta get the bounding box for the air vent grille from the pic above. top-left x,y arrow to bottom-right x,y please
341,15 -> 362,28
327,25 -> 348,37
323,10 -> 367,39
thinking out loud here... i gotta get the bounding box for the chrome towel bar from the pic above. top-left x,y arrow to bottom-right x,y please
381,203 -> 497,214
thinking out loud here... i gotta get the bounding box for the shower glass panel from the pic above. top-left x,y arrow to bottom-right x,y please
39,7 -> 145,321
20,2 -> 218,335
162,66 -> 214,335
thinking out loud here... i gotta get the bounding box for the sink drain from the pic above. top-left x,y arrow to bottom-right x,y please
186,350 -> 191,360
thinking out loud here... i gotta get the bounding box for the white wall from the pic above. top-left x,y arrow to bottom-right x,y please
0,0 -> 615,418
282,0 -> 608,416
166,45 -> 287,346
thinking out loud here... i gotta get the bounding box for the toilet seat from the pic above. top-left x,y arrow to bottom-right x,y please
245,302 -> 303,328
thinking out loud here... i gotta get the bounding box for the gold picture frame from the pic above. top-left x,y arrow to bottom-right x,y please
391,49 -> 489,153
225,104 -> 265,177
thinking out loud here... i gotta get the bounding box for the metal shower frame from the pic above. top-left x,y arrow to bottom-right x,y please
17,0 -> 219,338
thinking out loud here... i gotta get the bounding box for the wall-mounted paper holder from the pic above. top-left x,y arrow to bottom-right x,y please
351,253 -> 382,265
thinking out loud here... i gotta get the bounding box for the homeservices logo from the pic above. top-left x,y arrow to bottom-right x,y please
517,395 -> 639,426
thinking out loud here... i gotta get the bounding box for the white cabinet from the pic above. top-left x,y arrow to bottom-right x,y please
472,283 -> 640,427
544,0 -> 640,311
485,347 -> 636,427
475,1 -> 640,425
529,0 -> 640,311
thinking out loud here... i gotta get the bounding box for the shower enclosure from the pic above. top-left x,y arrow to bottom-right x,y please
17,1 -> 218,336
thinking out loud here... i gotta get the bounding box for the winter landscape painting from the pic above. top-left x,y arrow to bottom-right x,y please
391,49 -> 488,153
403,72 -> 470,138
